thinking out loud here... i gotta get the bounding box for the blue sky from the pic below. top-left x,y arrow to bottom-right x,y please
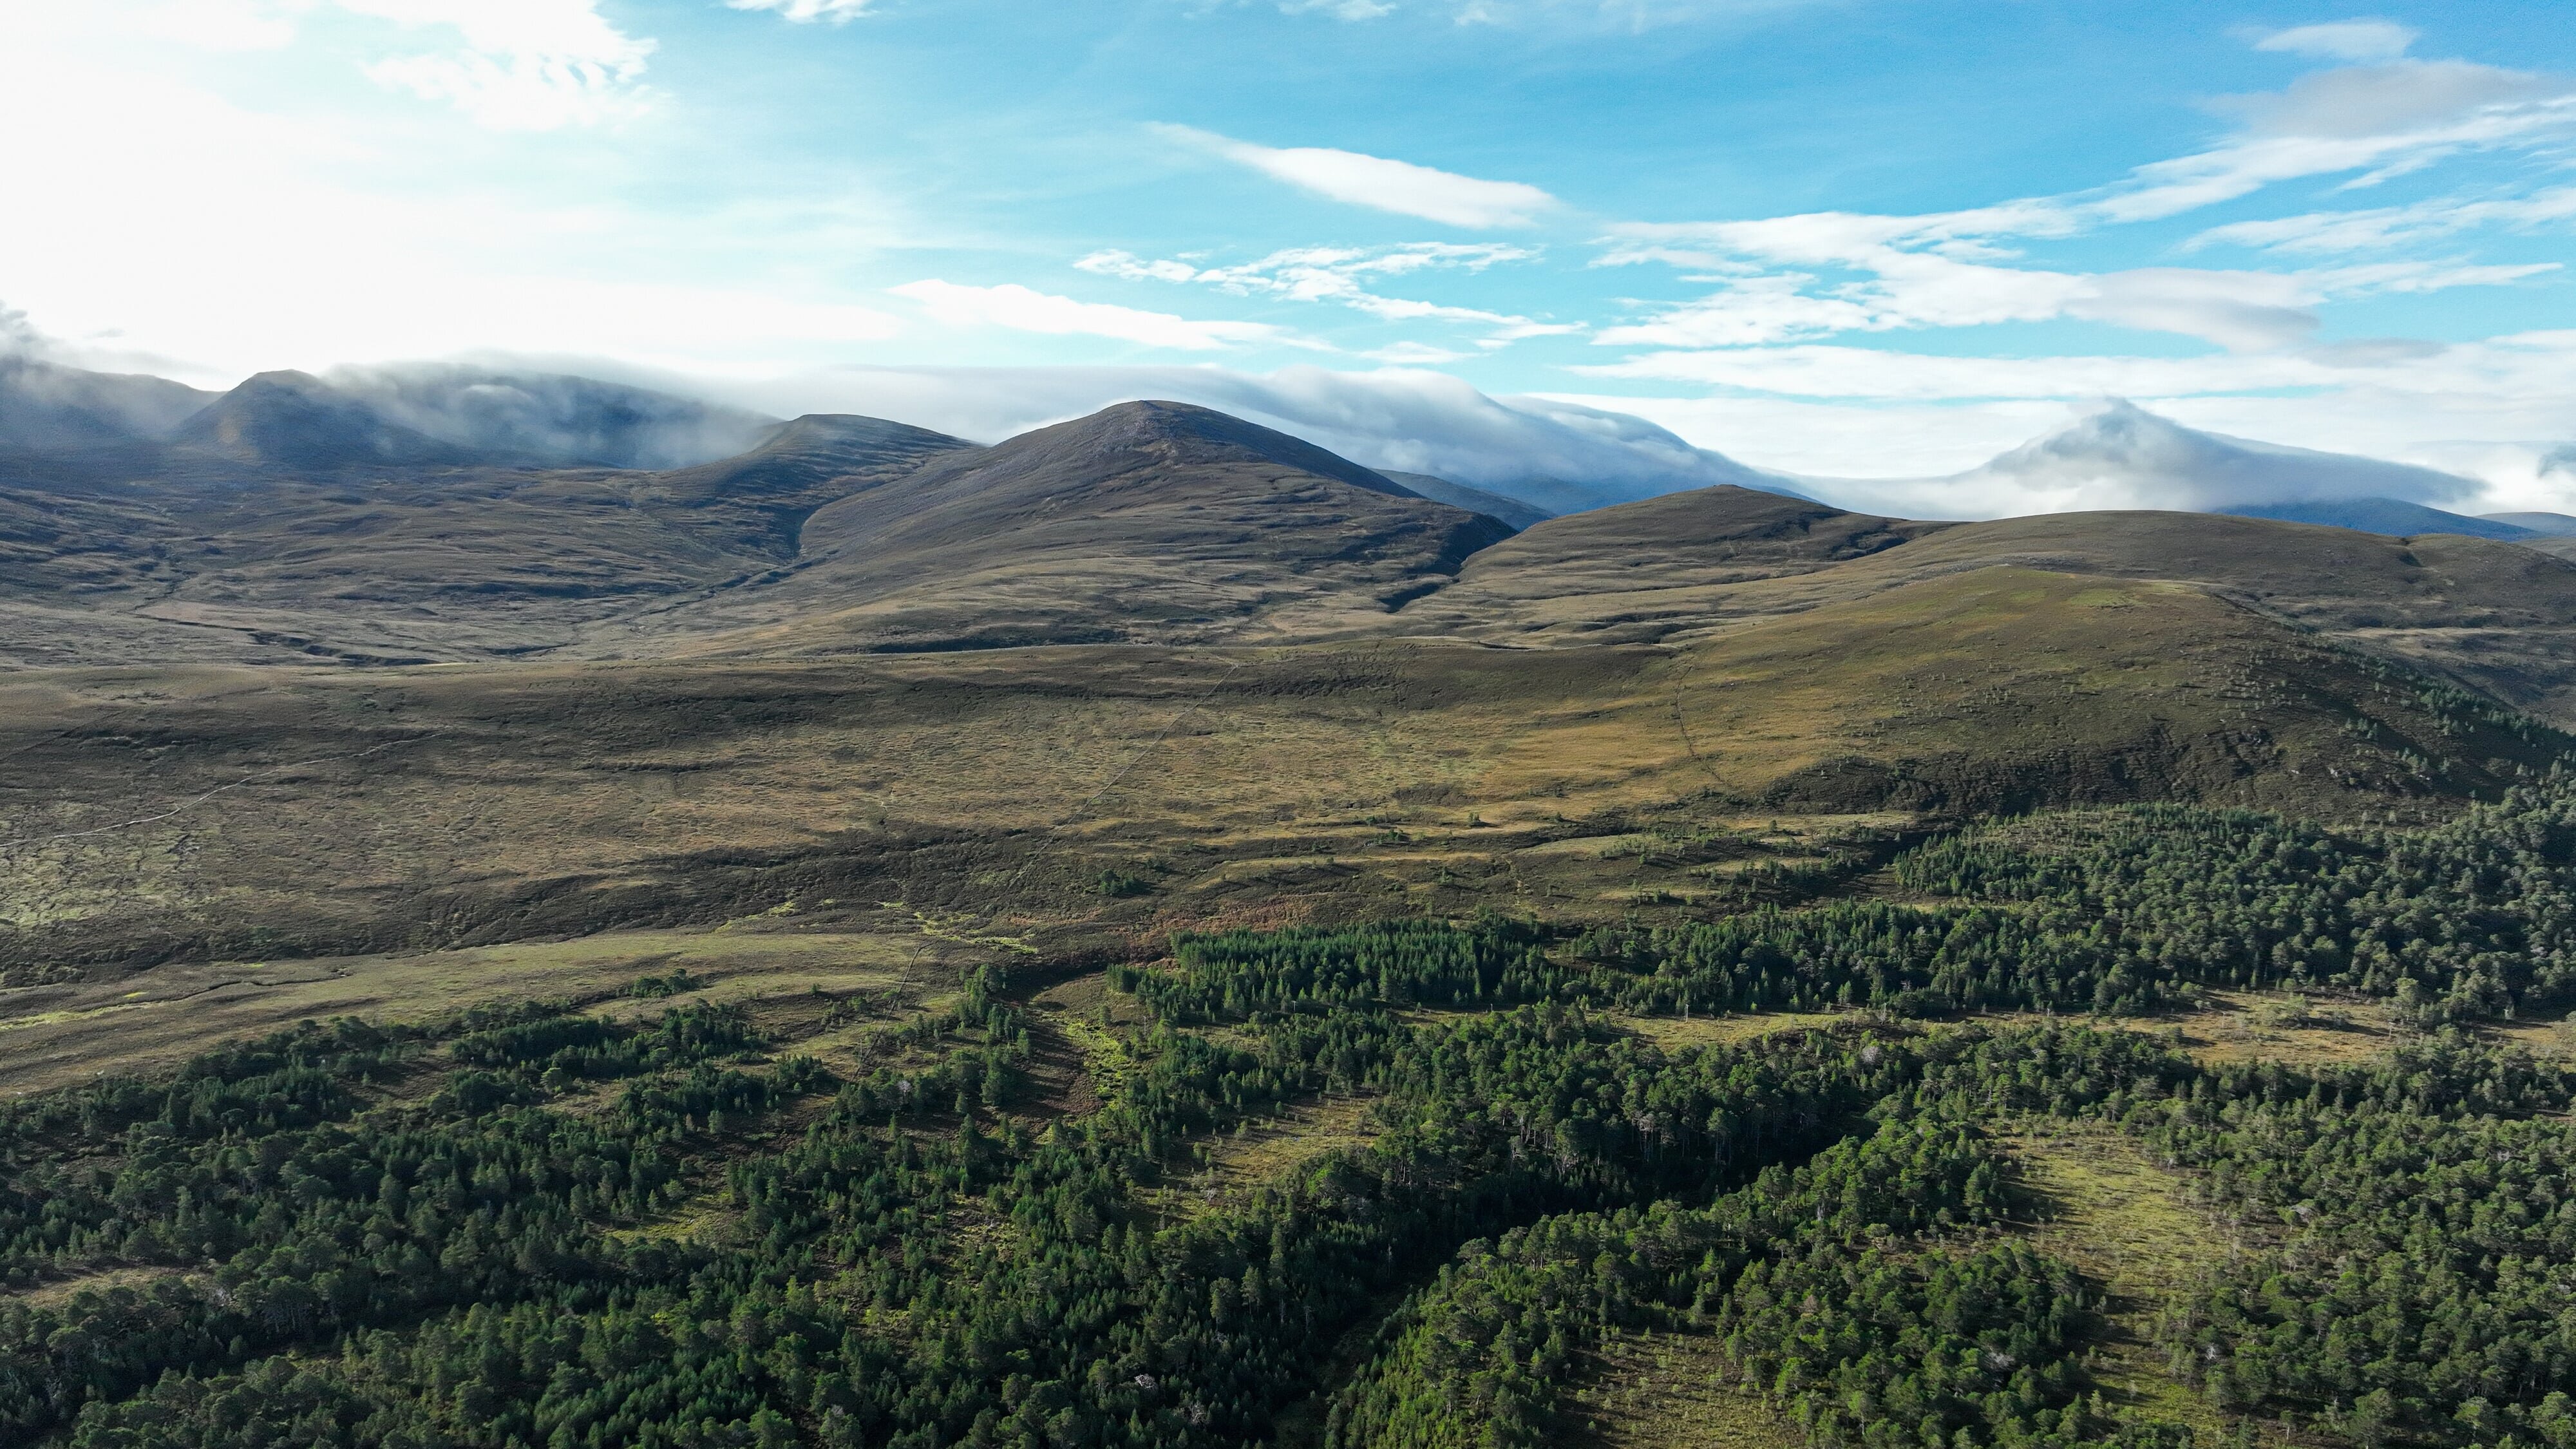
4,0 -> 2573,493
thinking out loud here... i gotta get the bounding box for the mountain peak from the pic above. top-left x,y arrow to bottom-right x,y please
1000,399 -> 1413,498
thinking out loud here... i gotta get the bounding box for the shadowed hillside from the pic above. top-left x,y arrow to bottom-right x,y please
171,370 -> 482,470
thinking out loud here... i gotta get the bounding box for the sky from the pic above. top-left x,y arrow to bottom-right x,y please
3,0 -> 2573,498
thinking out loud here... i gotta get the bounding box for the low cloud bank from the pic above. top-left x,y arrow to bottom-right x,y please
322,365 -> 779,470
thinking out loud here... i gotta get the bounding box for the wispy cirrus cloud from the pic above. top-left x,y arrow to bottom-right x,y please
1154,125 -> 1558,227
1077,242 -> 1579,349
334,0 -> 658,129
726,0 -> 881,21
889,279 -> 1307,351
1284,0 -> 1833,28
2192,185 -> 2576,254
1588,33 -> 2576,368
1280,0 -> 1396,19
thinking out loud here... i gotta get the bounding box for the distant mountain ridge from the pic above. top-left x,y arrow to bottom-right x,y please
2220,497 -> 2539,540
3,360 -> 786,474
5,359 -> 2576,740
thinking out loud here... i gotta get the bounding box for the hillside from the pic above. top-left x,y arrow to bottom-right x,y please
1411,486 -> 2576,724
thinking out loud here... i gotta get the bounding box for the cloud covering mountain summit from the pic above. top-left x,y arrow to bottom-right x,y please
1810,401 -> 2492,520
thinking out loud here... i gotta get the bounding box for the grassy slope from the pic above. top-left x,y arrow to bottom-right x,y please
0,566 -> 2553,989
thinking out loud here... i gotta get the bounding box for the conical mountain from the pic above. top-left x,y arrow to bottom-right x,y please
636,399 -> 1516,653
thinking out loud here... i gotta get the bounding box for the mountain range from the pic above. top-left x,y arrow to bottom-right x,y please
2,358 -> 2571,690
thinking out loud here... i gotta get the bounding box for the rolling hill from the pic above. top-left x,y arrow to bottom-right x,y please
1409,485 -> 2576,724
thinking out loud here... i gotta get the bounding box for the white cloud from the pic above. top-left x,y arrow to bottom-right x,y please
1282,0 -> 1396,17
1595,219 -> 2549,354
1561,332 -> 2576,508
1585,343 -> 2322,400
42,0 -> 660,128
0,9 -> 919,382
1430,0 -> 1832,27
1365,341 -> 1472,363
2254,19 -> 2418,63
1077,243 -> 1578,350
1155,124 -> 1558,227
727,0 -> 881,21
336,0 -> 656,129
889,280 -> 1302,352
1533,392 -> 2076,479
1589,47 -> 2576,363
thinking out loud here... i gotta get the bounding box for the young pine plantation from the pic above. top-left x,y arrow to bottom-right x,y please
11,776 -> 2576,1449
